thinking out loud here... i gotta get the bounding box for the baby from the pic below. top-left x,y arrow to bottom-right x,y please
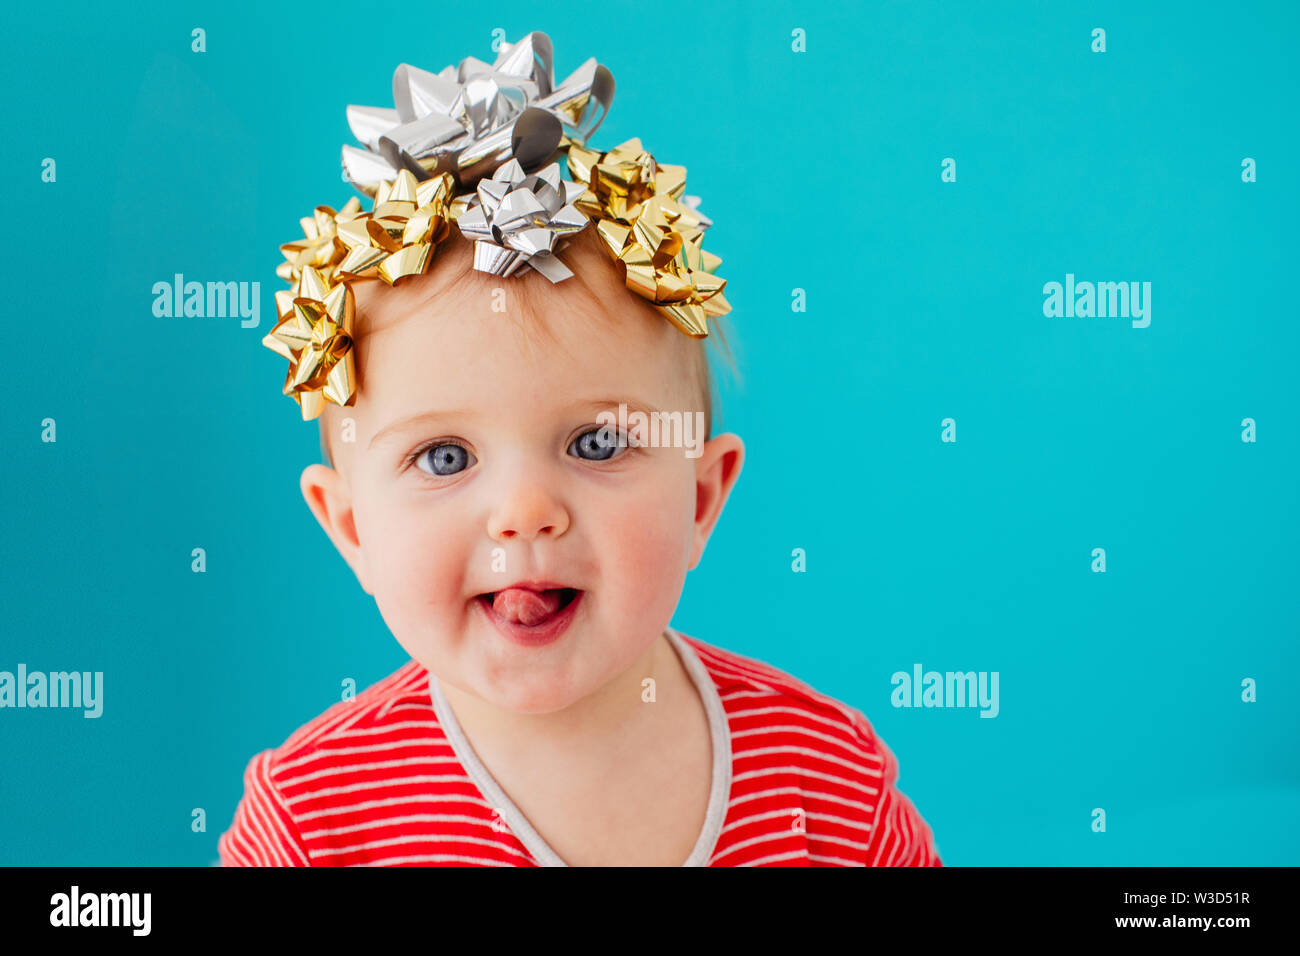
218,41 -> 942,868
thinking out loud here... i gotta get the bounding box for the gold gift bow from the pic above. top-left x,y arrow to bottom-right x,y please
262,170 -> 456,420
567,137 -> 730,338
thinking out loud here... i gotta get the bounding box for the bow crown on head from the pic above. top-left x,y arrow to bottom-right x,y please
263,30 -> 731,422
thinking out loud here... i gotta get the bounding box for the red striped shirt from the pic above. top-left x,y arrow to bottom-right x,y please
219,629 -> 943,866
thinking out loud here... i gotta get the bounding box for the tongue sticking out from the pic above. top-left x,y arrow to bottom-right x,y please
491,588 -> 565,627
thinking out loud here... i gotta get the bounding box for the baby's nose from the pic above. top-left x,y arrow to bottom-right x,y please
486,481 -> 571,542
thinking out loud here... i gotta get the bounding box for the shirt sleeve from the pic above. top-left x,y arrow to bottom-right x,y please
218,749 -> 312,867
856,718 -> 943,867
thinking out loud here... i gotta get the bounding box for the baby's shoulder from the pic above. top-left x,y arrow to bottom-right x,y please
675,631 -> 890,761
260,657 -> 436,771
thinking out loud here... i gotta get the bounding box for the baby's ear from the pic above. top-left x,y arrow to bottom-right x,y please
689,433 -> 745,570
300,463 -> 372,595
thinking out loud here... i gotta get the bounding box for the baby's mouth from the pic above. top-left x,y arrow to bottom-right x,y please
478,587 -> 581,628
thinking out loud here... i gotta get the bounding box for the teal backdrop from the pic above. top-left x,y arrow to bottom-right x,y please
2,0 -> 1297,865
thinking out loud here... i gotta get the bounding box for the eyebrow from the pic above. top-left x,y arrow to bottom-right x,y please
367,397 -> 662,451
368,410 -> 479,450
573,397 -> 661,419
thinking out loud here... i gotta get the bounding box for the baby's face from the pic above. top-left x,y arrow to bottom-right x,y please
302,230 -> 742,714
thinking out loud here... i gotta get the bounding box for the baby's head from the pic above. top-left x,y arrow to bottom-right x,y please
299,224 -> 744,714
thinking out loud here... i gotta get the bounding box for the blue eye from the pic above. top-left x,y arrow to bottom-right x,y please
569,426 -> 626,461
416,442 -> 476,476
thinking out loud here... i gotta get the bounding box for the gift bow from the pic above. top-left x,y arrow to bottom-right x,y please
451,158 -> 589,282
262,265 -> 356,422
567,138 -> 730,337
266,168 -> 459,419
342,31 -> 614,196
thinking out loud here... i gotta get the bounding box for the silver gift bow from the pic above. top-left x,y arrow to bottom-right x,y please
341,30 -> 615,196
454,158 -> 589,282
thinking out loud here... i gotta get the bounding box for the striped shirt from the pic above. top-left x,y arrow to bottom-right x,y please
218,629 -> 943,866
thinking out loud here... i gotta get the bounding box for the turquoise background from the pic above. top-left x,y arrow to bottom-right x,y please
2,0 -> 1296,865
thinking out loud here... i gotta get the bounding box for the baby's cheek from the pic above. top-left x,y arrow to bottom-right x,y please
357,492 -> 469,636
598,467 -> 696,611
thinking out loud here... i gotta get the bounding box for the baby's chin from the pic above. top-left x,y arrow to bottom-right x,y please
475,681 -> 589,716
431,613 -> 654,717
446,653 -> 599,716
391,618 -> 580,716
